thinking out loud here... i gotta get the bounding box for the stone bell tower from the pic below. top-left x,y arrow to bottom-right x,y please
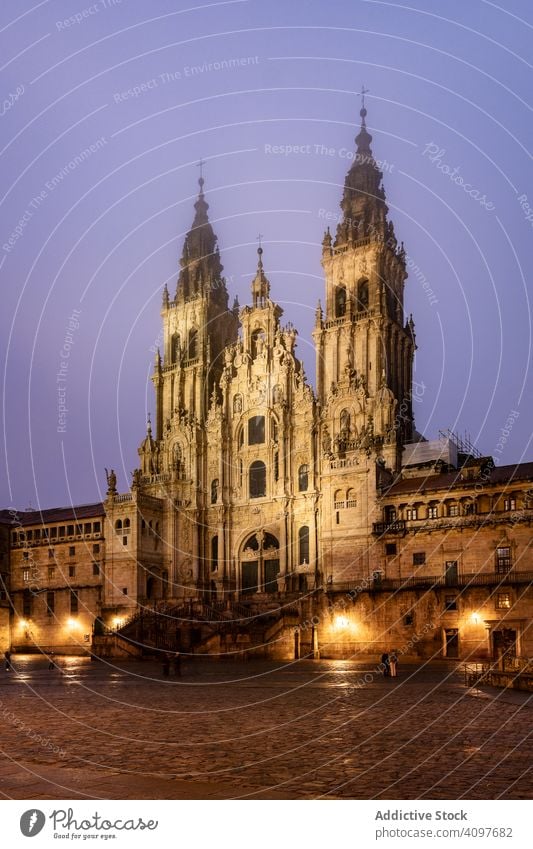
314,101 -> 416,470
314,101 -> 416,583
149,174 -> 239,447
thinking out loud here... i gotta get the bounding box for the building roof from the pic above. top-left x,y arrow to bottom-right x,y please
0,502 -> 104,527
383,462 -> 533,498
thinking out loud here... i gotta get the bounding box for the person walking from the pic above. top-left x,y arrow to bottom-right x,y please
381,651 -> 390,677
172,651 -> 182,678
4,650 -> 13,671
162,652 -> 171,677
389,651 -> 398,677
48,652 -> 55,671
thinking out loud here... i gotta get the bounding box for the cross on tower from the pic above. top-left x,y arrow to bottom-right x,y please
256,233 -> 263,250
196,158 -> 205,179
360,85 -> 370,110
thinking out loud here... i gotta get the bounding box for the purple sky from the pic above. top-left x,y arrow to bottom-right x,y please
1,0 -> 532,510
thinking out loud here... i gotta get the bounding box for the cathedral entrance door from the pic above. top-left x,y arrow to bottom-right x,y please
264,559 -> 279,594
240,533 -> 280,595
242,561 -> 259,595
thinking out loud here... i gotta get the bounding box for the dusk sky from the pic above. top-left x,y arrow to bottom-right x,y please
1,0 -> 532,510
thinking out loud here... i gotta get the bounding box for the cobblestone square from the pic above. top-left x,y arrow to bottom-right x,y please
0,656 -> 531,800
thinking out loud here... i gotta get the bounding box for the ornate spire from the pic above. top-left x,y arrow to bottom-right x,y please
251,237 -> 270,308
335,94 -> 389,248
175,171 -> 226,305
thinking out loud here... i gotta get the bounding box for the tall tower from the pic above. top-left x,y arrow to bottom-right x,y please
314,103 -> 416,466
314,102 -> 416,583
151,174 -> 239,445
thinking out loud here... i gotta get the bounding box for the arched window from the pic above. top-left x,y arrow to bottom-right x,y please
170,332 -> 180,364
251,328 -> 266,358
248,415 -> 265,445
114,520 -> 122,532
298,526 -> 310,564
249,461 -> 266,499
298,464 -> 309,492
124,518 -> 130,529
346,488 -> 357,508
211,478 -> 219,504
211,535 -> 219,571
357,278 -> 369,311
335,285 -> 347,318
188,328 -> 198,360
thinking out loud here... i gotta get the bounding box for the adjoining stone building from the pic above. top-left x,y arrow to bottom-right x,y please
2,106 -> 532,660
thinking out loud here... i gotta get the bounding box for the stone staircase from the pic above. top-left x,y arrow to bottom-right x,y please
96,599 -> 301,659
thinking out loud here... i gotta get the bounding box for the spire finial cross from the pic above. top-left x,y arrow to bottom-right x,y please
196,158 -> 205,181
257,232 -> 263,250
360,85 -> 370,110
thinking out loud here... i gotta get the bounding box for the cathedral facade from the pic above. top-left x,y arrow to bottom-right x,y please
106,104 -> 415,606
3,106 -> 532,661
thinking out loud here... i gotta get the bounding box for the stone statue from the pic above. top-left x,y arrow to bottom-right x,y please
105,468 -> 117,494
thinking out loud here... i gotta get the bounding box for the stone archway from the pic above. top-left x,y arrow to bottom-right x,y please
240,531 -> 280,596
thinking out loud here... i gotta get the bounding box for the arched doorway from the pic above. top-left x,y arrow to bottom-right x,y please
240,531 -> 280,595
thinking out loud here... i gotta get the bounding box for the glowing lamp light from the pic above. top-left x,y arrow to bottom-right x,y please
18,618 -> 28,628
66,618 -> 81,629
471,612 -> 480,624
113,617 -> 124,629
334,615 -> 350,630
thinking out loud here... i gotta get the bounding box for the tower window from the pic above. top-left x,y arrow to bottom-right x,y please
335,285 -> 347,318
385,543 -> 397,556
171,332 -> 180,364
298,526 -> 310,564
211,479 -> 219,504
357,278 -> 369,311
249,461 -> 266,499
188,328 -> 198,360
413,552 -> 426,566
248,416 -> 265,445
298,464 -> 309,492
70,591 -> 78,615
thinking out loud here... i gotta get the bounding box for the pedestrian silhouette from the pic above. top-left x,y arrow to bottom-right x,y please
381,651 -> 390,677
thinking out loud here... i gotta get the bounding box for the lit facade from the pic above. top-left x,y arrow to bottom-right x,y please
2,107 -> 532,660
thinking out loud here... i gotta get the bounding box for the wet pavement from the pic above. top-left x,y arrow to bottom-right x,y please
0,654 -> 531,800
